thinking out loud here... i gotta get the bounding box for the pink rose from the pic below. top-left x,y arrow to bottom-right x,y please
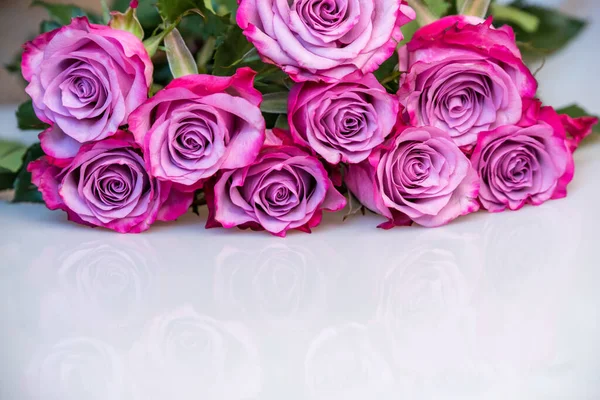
237,0 -> 415,82
128,68 -> 265,191
398,16 -> 537,149
27,133 -> 193,233
345,126 -> 480,228
206,140 -> 346,237
471,101 -> 574,212
560,114 -> 599,152
288,72 -> 398,164
22,17 -> 153,159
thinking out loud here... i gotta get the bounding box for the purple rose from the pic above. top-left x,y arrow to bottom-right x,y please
237,0 -> 415,82
345,126 -> 480,228
471,102 -> 574,212
398,16 -> 537,149
129,68 -> 265,191
288,72 -> 398,164
27,133 -> 193,233
22,17 -> 153,159
206,140 -> 346,237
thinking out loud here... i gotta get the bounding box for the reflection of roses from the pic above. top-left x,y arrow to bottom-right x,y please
214,244 -> 326,322
375,231 -> 481,374
34,238 -> 157,331
305,323 -> 393,400
129,305 -> 262,400
27,337 -> 125,400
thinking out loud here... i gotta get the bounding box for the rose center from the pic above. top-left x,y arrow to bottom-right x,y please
297,0 -> 349,32
505,152 -> 532,185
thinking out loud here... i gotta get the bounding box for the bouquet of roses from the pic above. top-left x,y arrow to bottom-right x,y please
1,0 -> 597,236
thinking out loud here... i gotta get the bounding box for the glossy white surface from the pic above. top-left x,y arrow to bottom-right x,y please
2,2 -> 600,398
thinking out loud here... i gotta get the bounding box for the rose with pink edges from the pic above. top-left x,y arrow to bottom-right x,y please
128,68 -> 266,191
345,125 -> 480,228
28,133 -> 193,233
206,136 -> 346,237
237,0 -> 415,82
22,17 -> 153,159
471,100 -> 575,212
398,16 -> 537,150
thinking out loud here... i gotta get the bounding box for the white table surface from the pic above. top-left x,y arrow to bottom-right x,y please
2,2 -> 600,399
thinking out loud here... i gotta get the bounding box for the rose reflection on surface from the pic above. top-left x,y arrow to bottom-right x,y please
128,304 -> 262,400
29,238 -> 158,335
213,243 -> 328,323
375,229 -> 484,388
27,337 -> 125,400
304,323 -> 394,400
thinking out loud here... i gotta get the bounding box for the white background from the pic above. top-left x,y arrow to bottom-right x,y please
1,0 -> 600,399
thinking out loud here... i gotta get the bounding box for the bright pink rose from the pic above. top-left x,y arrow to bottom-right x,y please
22,17 -> 153,159
128,68 -> 265,191
471,101 -> 574,212
237,0 -> 415,82
27,133 -> 193,233
206,140 -> 346,237
345,125 -> 480,228
288,72 -> 398,164
398,16 -> 537,149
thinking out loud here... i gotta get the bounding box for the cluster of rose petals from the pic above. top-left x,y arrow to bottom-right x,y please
471,101 -> 575,212
288,72 -> 398,164
398,15 -> 537,150
27,133 -> 193,233
345,126 -> 480,228
206,137 -> 346,237
22,17 -> 153,159
128,67 -> 265,191
237,0 -> 416,82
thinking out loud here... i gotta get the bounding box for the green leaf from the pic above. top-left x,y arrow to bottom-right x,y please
490,3 -> 539,33
112,0 -> 161,32
0,140 -> 27,173
457,0 -> 491,17
424,0 -> 451,17
40,20 -> 62,33
274,114 -> 290,130
260,92 -> 289,114
497,1 -> 586,56
16,101 -> 49,131
212,25 -> 255,76
13,143 -> 45,203
31,0 -> 102,25
0,169 -> 17,192
165,28 -> 199,78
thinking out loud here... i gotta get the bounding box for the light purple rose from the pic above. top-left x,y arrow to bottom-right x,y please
471,101 -> 574,212
27,133 -> 193,233
22,17 -> 153,159
288,72 -> 398,164
206,139 -> 346,237
129,68 -> 265,191
237,0 -> 415,82
345,126 -> 480,228
398,16 -> 537,150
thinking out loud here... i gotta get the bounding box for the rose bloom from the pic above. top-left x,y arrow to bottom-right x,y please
129,68 -> 265,191
398,16 -> 537,150
237,0 -> 415,82
345,126 -> 480,228
206,136 -> 346,237
22,17 -> 153,159
288,72 -> 398,164
28,133 -> 193,233
471,100 -> 574,212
